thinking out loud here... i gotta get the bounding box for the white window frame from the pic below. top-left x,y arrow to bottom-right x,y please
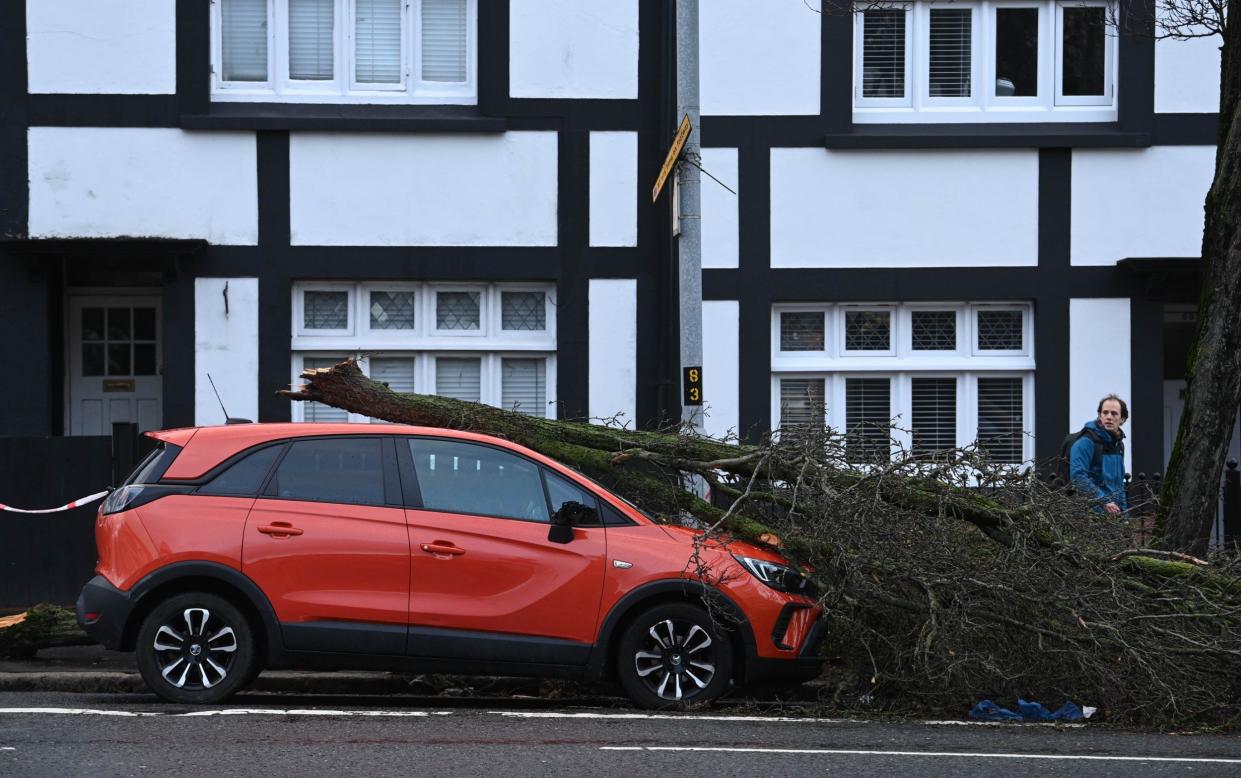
432,283 -> 488,339
276,0 -> 344,95
772,305 -> 830,359
295,283 -> 355,337
901,305 -> 966,357
839,305 -> 897,357
771,302 -> 1035,465
971,304 -> 1031,358
852,0 -> 1117,123
358,282 -> 421,339
1053,0 -> 1114,107
212,0 -> 477,105
348,0 -> 410,94
919,1 -> 982,108
771,371 -> 1034,465
495,285 -> 557,342
291,282 -> 556,421
983,1 -> 1050,112
854,3 -> 914,109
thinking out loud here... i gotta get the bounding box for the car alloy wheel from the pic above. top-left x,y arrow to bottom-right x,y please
617,603 -> 733,708
136,592 -> 256,704
152,607 -> 237,689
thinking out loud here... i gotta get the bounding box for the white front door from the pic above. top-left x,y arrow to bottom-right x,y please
67,296 -> 163,436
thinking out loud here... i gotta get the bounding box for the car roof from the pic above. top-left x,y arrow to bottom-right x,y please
155,423 -> 536,480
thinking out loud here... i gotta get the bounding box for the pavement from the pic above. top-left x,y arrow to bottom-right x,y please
0,644 -> 625,700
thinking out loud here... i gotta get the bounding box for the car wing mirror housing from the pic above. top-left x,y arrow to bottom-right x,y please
548,501 -> 597,544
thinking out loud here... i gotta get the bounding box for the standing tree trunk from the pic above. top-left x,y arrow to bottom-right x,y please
1159,4 -> 1241,555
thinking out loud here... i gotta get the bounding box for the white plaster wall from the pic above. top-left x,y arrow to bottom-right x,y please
701,147 -> 739,269
1155,26 -> 1221,113
588,279 -> 637,425
701,0 -> 820,116
1070,298 -> 1133,473
195,278 -> 260,426
702,300 -> 740,439
509,0 -> 639,99
28,128 -> 258,245
27,0 -> 177,94
771,149 -> 1039,268
589,132 -> 637,247
290,132 -> 557,246
1071,147 -> 1213,266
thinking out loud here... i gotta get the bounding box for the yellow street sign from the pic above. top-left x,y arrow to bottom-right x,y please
652,114 -> 692,203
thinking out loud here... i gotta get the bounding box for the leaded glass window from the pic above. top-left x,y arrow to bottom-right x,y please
436,291 -> 480,331
304,291 -> 349,330
502,291 -> 546,331
845,310 -> 891,351
781,312 -> 825,351
977,310 -> 1023,350
911,311 -> 956,351
369,291 -> 416,330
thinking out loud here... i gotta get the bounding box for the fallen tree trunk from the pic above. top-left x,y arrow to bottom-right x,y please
280,360 -> 1241,725
0,605 -> 92,659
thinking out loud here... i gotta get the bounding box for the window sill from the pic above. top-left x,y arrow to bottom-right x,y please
823,123 -> 1151,149
180,103 -> 507,133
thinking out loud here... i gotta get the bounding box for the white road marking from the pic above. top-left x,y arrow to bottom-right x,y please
0,708 -> 158,717
601,746 -> 1241,764
1,747 -> 15,751
497,711 -> 860,723
921,719 -> 1085,728
0,708 -> 450,718
179,709 -> 450,717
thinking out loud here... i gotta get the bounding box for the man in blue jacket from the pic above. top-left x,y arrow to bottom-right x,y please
1070,394 -> 1129,515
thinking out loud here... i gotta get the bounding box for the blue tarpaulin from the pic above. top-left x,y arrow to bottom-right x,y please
969,699 -> 1087,722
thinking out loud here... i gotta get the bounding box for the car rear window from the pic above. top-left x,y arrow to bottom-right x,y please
266,438 -> 385,506
123,442 -> 181,486
197,444 -> 284,497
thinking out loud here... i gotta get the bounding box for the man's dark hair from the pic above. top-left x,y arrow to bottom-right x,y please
1097,393 -> 1129,421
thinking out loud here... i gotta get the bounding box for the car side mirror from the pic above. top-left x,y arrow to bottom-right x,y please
548,500 -> 596,544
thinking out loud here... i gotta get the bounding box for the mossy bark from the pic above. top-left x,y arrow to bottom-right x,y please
0,605 -> 92,659
1158,11 -> 1241,556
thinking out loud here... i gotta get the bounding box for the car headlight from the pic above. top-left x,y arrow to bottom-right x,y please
732,554 -> 815,595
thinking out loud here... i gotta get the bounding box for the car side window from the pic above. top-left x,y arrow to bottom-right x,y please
267,438 -> 385,506
408,439 -> 550,522
543,469 -> 600,525
198,445 -> 283,497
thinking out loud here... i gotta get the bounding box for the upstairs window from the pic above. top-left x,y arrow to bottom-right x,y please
213,0 -> 476,104
854,1 -> 1115,122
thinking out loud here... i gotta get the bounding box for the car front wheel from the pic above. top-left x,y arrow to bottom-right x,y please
135,592 -> 256,704
616,603 -> 734,709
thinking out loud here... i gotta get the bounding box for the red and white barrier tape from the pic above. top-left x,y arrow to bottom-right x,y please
0,491 -> 109,514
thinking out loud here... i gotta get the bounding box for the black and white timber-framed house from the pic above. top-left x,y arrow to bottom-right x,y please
0,0 -> 1232,489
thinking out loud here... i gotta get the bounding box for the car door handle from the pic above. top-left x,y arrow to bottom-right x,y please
258,523 -> 304,537
421,542 -> 465,556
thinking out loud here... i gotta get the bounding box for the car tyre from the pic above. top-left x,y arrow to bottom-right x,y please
616,602 -> 734,709
135,592 -> 256,704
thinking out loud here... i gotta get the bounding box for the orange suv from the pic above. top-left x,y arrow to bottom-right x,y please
76,424 -> 824,707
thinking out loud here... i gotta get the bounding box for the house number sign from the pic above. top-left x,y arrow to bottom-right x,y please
683,366 -> 703,406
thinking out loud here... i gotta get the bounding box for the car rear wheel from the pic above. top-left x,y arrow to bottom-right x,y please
616,603 -> 734,709
135,592 -> 256,704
